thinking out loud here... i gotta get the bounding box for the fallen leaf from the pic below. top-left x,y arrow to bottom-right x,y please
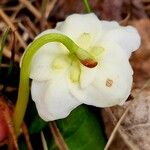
130,19 -> 150,88
102,88 -> 150,150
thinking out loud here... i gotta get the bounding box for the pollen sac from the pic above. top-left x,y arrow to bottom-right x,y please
106,79 -> 113,87
81,59 -> 98,68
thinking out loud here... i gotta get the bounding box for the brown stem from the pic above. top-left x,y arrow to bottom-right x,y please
45,0 -> 58,19
49,121 -> 69,150
19,0 -> 42,20
23,16 -> 39,35
0,9 -> 27,49
3,47 -> 20,63
22,123 -> 33,150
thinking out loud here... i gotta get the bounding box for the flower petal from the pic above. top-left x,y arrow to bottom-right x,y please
69,62 -> 132,107
29,13 -> 140,120
69,42 -> 133,107
100,21 -> 119,33
80,64 -> 98,88
30,29 -> 67,81
56,13 -> 102,43
32,72 -> 81,121
100,26 -> 141,57
31,80 -> 53,120
93,20 -> 119,42
99,41 -> 133,74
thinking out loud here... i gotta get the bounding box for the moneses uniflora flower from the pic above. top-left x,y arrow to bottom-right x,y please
26,13 -> 140,121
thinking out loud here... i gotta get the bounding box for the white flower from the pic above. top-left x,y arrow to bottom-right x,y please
28,13 -> 140,121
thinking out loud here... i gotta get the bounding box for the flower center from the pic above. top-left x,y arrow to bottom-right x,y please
51,54 -> 81,83
51,55 -> 70,70
77,33 -> 104,61
51,33 -> 104,84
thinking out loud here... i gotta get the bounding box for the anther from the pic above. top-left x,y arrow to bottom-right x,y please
81,59 -> 98,68
106,79 -> 113,87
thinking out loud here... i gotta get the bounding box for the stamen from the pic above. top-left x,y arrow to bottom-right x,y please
69,61 -> 81,83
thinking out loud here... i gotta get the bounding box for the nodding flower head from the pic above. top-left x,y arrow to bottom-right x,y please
24,13 -> 140,121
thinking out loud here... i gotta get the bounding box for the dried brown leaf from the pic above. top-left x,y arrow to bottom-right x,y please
130,19 -> 150,88
101,0 -> 147,20
102,88 -> 150,150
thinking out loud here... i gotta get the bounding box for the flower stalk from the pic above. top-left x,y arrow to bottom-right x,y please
13,33 -> 97,135
82,0 -> 91,13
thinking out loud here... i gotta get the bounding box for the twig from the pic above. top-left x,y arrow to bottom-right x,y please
0,9 -> 27,49
104,108 -> 139,150
0,85 -> 17,92
11,4 -> 24,19
49,121 -> 69,150
3,47 -> 20,63
0,64 -> 10,67
19,0 -> 42,19
119,13 -> 131,26
22,123 -> 33,150
40,0 -> 49,30
18,22 -> 34,39
145,4 -> 150,11
2,31 -> 16,93
22,16 -> 39,35
4,4 -> 25,19
104,79 -> 150,150
0,27 -> 10,69
41,0 -> 48,15
41,132 -> 48,150
45,0 -> 58,19
143,0 -> 150,3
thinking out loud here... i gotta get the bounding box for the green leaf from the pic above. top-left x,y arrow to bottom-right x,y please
45,105 -> 106,150
18,136 -> 27,150
29,115 -> 47,134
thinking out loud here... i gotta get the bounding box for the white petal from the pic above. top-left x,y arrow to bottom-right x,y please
69,42 -> 133,107
69,62 -> 132,107
30,43 -> 60,80
30,29 -> 67,81
32,73 -> 81,121
31,80 -> 47,103
93,63 -> 132,106
101,26 -> 141,57
99,41 -> 133,74
100,21 -> 119,33
80,64 -> 98,88
79,41 -> 133,89
92,21 -> 119,44
31,80 -> 53,120
55,13 -> 102,42
55,22 -> 63,29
